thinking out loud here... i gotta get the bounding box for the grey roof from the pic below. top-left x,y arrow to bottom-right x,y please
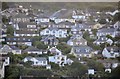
98,28 -> 116,33
24,46 -> 40,52
106,46 -> 120,53
73,46 -> 93,54
41,35 -> 59,42
15,30 -> 39,34
72,23 -> 91,30
57,21 -> 75,25
47,27 -> 59,31
18,22 -> 36,29
6,36 -> 33,42
95,36 -> 108,42
12,13 -> 29,18
25,57 -> 47,61
10,45 -> 20,50
35,57 -> 47,61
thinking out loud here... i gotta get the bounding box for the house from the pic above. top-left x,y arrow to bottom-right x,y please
23,57 -> 48,66
24,46 -> 42,54
71,23 -> 91,34
97,28 -> 116,38
0,45 -> 12,54
11,13 -> 30,23
49,55 -> 73,66
41,35 -> 59,46
97,59 -> 119,73
6,36 -> 33,46
40,27 -> 67,38
88,69 -> 95,75
72,10 -> 86,21
14,22 -> 39,31
67,34 -> 87,46
102,46 -> 120,58
56,21 -> 75,29
10,45 -> 22,54
93,36 -> 113,45
35,14 -> 50,24
0,56 -> 10,78
14,30 -> 39,37
70,46 -> 93,58
50,9 -> 75,24
49,47 -> 62,55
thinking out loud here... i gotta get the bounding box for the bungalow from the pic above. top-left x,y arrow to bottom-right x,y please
67,34 -> 87,46
23,57 -> 48,66
41,35 -> 59,46
14,30 -> 39,37
24,46 -> 42,54
102,46 -> 120,58
70,46 -> 93,58
6,36 -> 33,46
14,22 -> 38,31
40,27 -> 67,38
93,36 -> 113,45
97,28 -> 116,38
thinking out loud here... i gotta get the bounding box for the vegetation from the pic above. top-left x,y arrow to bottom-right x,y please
6,25 -> 14,36
56,42 -> 71,55
2,2 -> 9,10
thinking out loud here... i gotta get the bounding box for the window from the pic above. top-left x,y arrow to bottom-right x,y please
46,31 -> 49,33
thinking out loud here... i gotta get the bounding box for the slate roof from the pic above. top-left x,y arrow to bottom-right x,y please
24,46 -> 40,52
6,36 -> 33,42
72,23 -> 91,30
106,46 -> 120,53
12,13 -> 29,18
25,57 -> 47,61
10,45 -> 21,50
97,28 -> 116,33
15,30 -> 39,34
41,35 -> 59,42
94,36 -> 108,42
18,22 -> 36,29
72,46 -> 93,54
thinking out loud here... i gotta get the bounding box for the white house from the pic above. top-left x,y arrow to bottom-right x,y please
49,47 -> 62,55
40,27 -> 67,38
49,55 -> 73,67
23,57 -> 48,66
102,46 -> 120,58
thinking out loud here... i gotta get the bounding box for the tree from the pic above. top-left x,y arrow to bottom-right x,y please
6,25 -> 14,36
2,2 -> 9,10
56,42 -> 71,55
98,18 -> 107,24
33,41 -> 48,50
113,12 -> 120,22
